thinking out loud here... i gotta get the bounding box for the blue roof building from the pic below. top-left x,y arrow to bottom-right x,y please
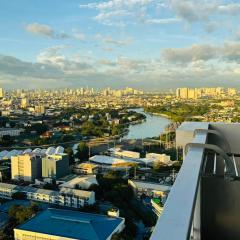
14,208 -> 125,240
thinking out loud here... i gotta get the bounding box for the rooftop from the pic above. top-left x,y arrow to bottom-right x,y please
59,187 -> 94,198
129,180 -> 171,192
16,208 -> 124,240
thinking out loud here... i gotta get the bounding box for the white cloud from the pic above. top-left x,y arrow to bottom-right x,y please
145,17 -> 181,24
26,23 -> 55,38
79,0 -> 153,10
162,42 -> 240,63
95,34 -> 132,46
170,0 -> 217,23
26,23 -> 70,39
72,30 -> 86,41
218,3 -> 240,15
26,23 -> 87,41
170,0 -> 240,23
79,0 -> 155,26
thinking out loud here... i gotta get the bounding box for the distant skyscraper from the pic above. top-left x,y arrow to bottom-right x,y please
176,88 -> 188,99
21,97 -> 29,108
0,87 -> 4,98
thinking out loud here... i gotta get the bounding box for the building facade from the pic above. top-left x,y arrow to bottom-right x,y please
42,153 -> 69,179
0,182 -> 95,208
11,154 -> 42,182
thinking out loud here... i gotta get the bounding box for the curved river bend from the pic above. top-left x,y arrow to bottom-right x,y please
123,108 -> 172,139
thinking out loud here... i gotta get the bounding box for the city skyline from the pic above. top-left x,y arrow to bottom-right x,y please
1,0 -> 240,90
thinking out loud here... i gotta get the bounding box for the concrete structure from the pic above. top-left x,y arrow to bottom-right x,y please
90,155 -> 139,165
0,182 -> 95,208
176,87 -> 237,99
146,153 -> 171,165
151,122 -> 240,240
74,162 -> 99,174
42,153 -> 69,179
20,97 -> 28,108
59,187 -> 95,206
35,105 -> 45,114
109,148 -> 140,159
14,208 -> 125,240
11,153 -> 42,182
0,183 -> 19,199
0,87 -> 3,98
0,128 -> 24,138
128,180 -> 171,198
0,146 -> 64,161
59,175 -> 98,190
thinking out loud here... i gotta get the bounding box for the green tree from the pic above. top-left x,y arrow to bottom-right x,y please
75,142 -> 89,161
27,123 -> 48,135
8,205 -> 38,225
65,147 -> 75,165
12,192 -> 26,200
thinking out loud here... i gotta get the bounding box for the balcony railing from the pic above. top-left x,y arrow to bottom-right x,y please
151,131 -> 207,240
151,122 -> 240,240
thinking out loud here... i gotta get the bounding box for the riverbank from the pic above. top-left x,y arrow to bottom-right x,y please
123,108 -> 171,139
147,112 -> 172,120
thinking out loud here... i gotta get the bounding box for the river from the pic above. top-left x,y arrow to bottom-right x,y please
123,108 -> 172,139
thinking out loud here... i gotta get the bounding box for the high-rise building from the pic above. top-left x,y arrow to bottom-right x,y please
176,88 -> 189,99
21,97 -> 29,108
11,153 -> 42,182
0,87 -> 4,98
42,153 -> 69,179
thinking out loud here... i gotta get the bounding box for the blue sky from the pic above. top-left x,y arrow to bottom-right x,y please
0,0 -> 240,90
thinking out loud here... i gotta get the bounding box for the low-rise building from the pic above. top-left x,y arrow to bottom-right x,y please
128,179 -> 171,198
0,183 -> 19,199
59,175 -> 98,190
146,153 -> 172,165
0,182 -> 95,208
109,148 -> 140,159
74,162 -> 99,174
14,208 -> 125,240
0,128 -> 24,138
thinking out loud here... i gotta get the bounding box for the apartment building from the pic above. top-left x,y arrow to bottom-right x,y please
0,128 -> 24,138
42,153 -> 69,179
11,153 -> 42,182
0,182 -> 95,208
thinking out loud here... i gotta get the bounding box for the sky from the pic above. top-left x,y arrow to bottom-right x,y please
0,0 -> 240,90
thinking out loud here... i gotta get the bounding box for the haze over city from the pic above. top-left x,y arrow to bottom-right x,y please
1,0 -> 240,90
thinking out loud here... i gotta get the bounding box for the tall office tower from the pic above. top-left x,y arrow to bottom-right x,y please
176,88 -> 181,98
21,97 -> 29,108
11,154 -> 42,182
176,88 -> 189,99
0,87 -> 4,98
187,89 -> 196,99
42,153 -> 69,179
